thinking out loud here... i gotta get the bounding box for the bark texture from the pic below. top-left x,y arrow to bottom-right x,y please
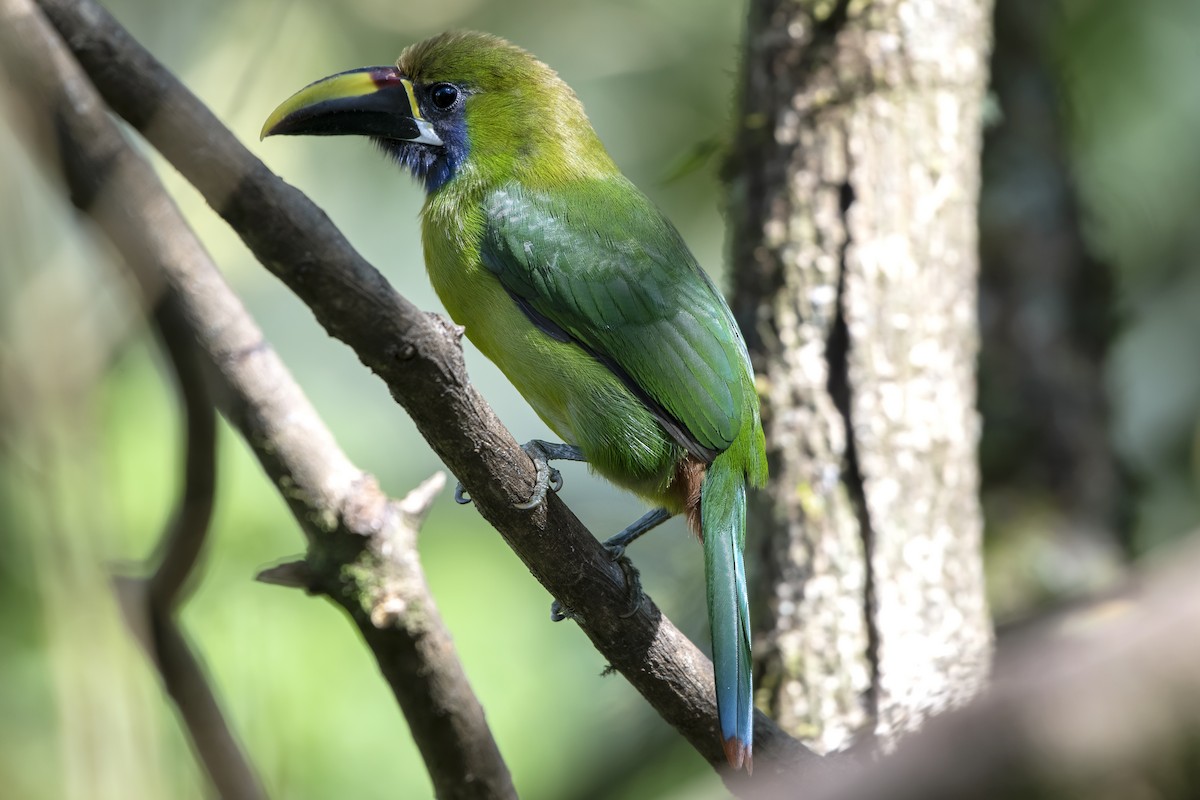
728,0 -> 994,752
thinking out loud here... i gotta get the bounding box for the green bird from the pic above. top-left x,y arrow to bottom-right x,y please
262,31 -> 767,770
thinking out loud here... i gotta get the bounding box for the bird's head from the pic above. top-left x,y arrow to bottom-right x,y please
262,31 -> 610,193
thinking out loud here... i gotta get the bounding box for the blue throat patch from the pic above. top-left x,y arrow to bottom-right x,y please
375,116 -> 468,193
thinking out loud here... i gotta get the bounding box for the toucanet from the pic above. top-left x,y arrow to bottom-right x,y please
263,31 -> 767,770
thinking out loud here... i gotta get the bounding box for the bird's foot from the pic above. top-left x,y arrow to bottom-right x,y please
514,440 -> 585,510
549,600 -> 576,622
602,508 -> 672,618
602,508 -> 672,557
550,509 -> 671,622
452,439 -> 583,508
549,544 -> 642,622
609,546 -> 645,619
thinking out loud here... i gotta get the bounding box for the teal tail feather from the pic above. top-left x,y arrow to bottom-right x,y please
701,450 -> 753,771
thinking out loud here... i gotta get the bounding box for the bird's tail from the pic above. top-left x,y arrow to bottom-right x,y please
701,449 -> 753,772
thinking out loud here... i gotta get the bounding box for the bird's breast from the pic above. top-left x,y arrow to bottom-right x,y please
421,215 -> 683,505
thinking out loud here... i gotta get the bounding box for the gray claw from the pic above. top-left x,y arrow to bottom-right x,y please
550,600 -> 576,622
454,482 -> 472,505
514,441 -> 566,510
611,552 -> 645,619
548,549 -> 642,622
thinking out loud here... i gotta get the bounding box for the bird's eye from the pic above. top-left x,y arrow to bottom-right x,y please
429,83 -> 460,111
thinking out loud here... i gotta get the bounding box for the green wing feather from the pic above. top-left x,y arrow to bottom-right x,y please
480,178 -> 752,459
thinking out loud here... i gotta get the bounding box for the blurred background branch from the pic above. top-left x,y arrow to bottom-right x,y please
798,531 -> 1200,800
0,0 -> 516,795
978,0 -> 1127,625
113,296 -> 266,800
142,297 -> 220,611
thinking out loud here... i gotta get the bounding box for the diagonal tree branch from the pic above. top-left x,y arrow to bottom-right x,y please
31,0 -> 814,778
0,2 -> 517,796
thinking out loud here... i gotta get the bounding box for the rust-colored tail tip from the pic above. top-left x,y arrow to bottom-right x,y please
723,738 -> 753,773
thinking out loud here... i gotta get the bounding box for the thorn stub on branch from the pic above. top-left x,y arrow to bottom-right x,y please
398,471 -> 446,527
256,559 -> 318,592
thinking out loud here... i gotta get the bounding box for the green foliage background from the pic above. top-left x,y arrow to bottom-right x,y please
1,0 -> 1198,797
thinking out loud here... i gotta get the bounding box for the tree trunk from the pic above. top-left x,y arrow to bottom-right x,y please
727,0 -> 994,753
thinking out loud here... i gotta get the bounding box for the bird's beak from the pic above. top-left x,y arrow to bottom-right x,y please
260,65 -> 443,146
